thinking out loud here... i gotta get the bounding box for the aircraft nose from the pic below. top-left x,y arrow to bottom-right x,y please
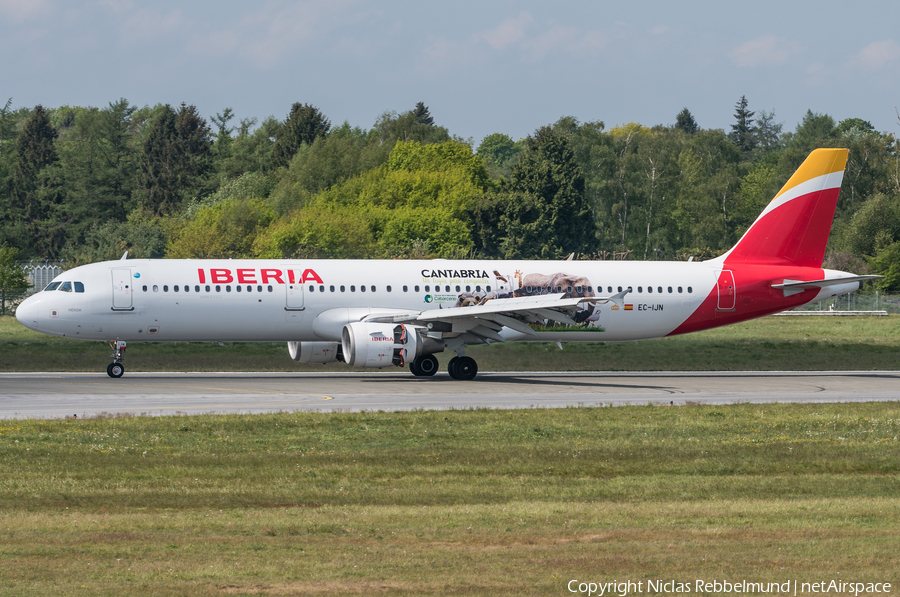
15,295 -> 41,332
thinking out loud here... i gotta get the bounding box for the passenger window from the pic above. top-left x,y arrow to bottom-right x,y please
688,286 -> 693,293
587,286 -> 592,293
648,286 -> 653,293
74,282 -> 84,293
456,285 -> 461,292
403,285 -> 408,292
236,285 -> 241,292
360,285 -> 366,292
526,286 -> 533,293
425,285 -> 430,292
163,285 -> 169,292
576,286 -> 582,293
142,285 -> 148,292
226,285 -> 231,292
216,285 -> 221,292
445,285 -> 450,292
415,285 -> 420,292
153,285 -> 159,292
319,285 -> 325,292
387,285 -> 392,292
678,286 -> 683,293
486,285 -> 491,292
340,285 -> 345,292
638,286 -> 643,293
668,286 -> 673,293
608,286 -> 612,293
371,285 -> 375,292
330,285 -> 335,292
657,286 -> 662,293
184,285 -> 189,293
466,285 -> 471,292
44,282 -> 61,291
267,285 -> 273,292
475,285 -> 481,292
567,286 -> 572,293
351,285 -> 356,292
59,282 -> 72,292
617,286 -> 622,292
174,285 -> 179,292
307,285 -> 313,292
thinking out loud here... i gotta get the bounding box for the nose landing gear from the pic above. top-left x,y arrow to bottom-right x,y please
107,340 -> 126,378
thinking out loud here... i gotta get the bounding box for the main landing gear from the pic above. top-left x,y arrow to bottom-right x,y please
408,353 -> 478,380
107,340 -> 126,378
409,354 -> 439,377
447,356 -> 477,381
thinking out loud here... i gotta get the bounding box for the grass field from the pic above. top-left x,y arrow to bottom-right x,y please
1,404 -> 899,596
2,314 -> 899,372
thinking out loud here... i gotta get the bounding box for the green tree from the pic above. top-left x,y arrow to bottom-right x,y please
271,103 -> 331,169
0,243 -> 29,315
729,95 -> 756,154
753,109 -> 783,154
167,198 -> 276,259
138,104 -> 212,216
256,140 -> 490,259
476,132 -> 523,177
473,126 -> 593,259
373,109 -> 451,146
675,108 -> 699,135
8,105 -> 65,256
413,102 -> 434,126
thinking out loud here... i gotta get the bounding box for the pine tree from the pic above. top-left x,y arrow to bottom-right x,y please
729,95 -> 756,153
139,103 -> 212,215
271,103 -> 331,168
675,108 -> 699,134
9,105 -> 65,256
413,102 -> 434,126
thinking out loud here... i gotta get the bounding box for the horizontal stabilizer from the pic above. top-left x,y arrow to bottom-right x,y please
772,275 -> 882,296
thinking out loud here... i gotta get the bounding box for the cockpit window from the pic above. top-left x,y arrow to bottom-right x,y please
59,282 -> 72,292
44,282 -> 61,291
74,282 -> 84,293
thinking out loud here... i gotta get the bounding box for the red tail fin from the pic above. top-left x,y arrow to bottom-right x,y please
720,148 -> 848,267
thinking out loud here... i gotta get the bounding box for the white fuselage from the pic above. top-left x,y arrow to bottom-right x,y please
17,258 -> 736,344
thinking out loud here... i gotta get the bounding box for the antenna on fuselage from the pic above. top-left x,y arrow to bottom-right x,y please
120,251 -> 128,260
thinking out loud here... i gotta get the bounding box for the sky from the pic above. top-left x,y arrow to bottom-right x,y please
2,0 -> 900,144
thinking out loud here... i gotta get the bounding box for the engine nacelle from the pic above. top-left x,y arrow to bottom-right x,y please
341,322 -> 443,368
287,341 -> 342,364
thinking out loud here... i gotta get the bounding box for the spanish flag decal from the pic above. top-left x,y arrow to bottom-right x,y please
624,304 -> 633,311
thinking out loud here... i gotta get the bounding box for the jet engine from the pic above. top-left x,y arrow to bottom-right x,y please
287,341 -> 342,364
341,322 -> 443,368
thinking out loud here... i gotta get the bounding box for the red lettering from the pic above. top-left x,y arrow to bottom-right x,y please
301,269 -> 323,283
237,269 -> 257,284
288,270 -> 295,284
198,269 -> 206,283
261,269 -> 284,284
210,269 -> 233,283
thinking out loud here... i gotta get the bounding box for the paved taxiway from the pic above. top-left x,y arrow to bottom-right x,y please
1,371 -> 899,418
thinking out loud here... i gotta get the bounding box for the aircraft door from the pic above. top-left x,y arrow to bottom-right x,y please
111,268 -> 134,310
285,267 -> 304,311
716,270 -> 736,311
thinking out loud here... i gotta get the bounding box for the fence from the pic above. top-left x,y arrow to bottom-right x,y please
790,291 -> 900,314
20,261 -> 66,295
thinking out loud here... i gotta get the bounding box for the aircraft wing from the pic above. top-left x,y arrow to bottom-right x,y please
363,290 -> 628,344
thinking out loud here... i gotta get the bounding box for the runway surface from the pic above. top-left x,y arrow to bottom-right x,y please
1,370 -> 899,419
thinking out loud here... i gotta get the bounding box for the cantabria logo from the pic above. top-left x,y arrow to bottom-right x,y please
424,295 -> 433,303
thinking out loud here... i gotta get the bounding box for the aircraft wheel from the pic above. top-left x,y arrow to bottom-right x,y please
453,356 -> 478,380
107,363 -> 125,378
447,356 -> 460,379
409,358 -> 422,376
416,354 -> 439,376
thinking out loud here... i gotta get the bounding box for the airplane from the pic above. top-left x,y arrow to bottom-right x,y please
16,148 -> 879,380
